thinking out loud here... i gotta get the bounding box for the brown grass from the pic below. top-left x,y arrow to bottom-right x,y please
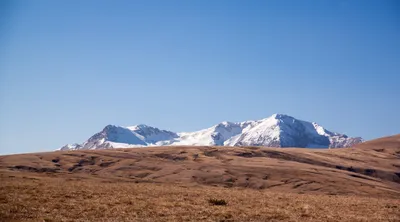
0,135 -> 399,221
1,175 -> 399,222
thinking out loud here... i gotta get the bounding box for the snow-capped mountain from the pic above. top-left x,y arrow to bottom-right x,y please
61,124 -> 178,150
60,114 -> 363,150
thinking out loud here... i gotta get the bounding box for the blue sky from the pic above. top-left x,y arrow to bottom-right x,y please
0,0 -> 399,154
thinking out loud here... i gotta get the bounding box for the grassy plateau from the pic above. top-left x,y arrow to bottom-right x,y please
1,135 -> 399,221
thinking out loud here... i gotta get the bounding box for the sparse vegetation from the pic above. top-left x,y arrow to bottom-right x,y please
208,198 -> 227,206
0,136 -> 399,221
0,175 -> 399,221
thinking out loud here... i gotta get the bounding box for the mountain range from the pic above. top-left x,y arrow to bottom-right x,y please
60,114 -> 363,150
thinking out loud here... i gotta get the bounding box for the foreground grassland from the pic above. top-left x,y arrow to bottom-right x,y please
1,175 -> 399,222
1,135 -> 399,221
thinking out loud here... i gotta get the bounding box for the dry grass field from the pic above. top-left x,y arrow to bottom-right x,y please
1,135 -> 399,221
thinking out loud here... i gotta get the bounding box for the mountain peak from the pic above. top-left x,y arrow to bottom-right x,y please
271,113 -> 293,119
103,124 -> 117,130
215,121 -> 235,128
127,124 -> 152,130
60,114 -> 363,150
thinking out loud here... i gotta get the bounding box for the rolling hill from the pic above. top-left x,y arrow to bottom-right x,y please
0,134 -> 399,221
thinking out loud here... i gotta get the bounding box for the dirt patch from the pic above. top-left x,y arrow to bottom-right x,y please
153,153 -> 187,161
9,165 -> 60,173
99,161 -> 115,167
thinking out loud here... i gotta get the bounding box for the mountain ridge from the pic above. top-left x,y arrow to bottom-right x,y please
60,114 -> 363,150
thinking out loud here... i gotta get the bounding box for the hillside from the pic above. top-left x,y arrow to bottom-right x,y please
1,135 -> 399,221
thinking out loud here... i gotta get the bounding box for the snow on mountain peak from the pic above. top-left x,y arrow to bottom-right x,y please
60,114 -> 363,150
271,113 -> 289,118
126,124 -> 150,130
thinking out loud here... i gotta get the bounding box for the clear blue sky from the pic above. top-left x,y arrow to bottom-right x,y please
0,0 -> 399,155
